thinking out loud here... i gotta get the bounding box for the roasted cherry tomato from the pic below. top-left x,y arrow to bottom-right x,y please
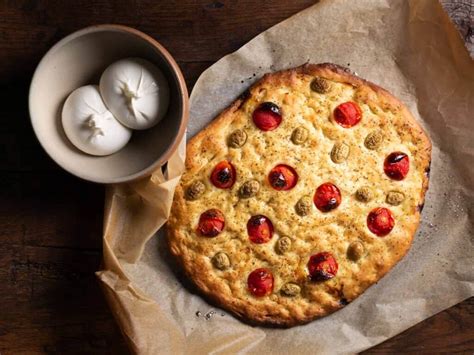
314,182 -> 342,212
268,164 -> 298,191
333,101 -> 362,128
384,152 -> 409,180
247,268 -> 274,297
247,215 -> 274,244
307,252 -> 338,281
210,160 -> 236,189
197,209 -> 225,237
367,207 -> 395,236
252,102 -> 282,131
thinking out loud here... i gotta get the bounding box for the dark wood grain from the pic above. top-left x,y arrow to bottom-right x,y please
0,1 -> 472,354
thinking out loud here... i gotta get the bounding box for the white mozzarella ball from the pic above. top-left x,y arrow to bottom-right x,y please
62,85 -> 132,156
99,57 -> 170,130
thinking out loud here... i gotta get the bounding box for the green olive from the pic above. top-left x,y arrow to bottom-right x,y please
386,191 -> 405,205
228,129 -> 247,148
238,180 -> 260,198
185,181 -> 206,200
310,77 -> 330,94
212,252 -> 230,270
364,130 -> 384,150
331,142 -> 350,163
291,127 -> 309,145
355,186 -> 373,202
295,196 -> 312,216
280,283 -> 301,297
276,237 -> 292,254
347,241 -> 365,261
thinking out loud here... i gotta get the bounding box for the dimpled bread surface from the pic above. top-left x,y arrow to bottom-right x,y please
167,63 -> 431,326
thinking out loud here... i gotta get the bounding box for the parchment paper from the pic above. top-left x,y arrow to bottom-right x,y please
96,0 -> 474,353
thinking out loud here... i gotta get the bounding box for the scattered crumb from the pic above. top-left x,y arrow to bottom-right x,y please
205,310 -> 216,320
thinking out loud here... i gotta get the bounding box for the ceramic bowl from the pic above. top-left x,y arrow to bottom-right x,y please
29,24 -> 188,183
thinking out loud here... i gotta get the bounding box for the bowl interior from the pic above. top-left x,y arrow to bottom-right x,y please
29,26 -> 186,183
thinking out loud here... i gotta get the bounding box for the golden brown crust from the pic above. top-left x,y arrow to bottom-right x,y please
167,63 -> 431,327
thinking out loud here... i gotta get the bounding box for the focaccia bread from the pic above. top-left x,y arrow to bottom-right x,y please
167,63 -> 431,326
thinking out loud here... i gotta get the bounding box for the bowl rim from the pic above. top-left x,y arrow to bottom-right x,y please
29,24 -> 189,184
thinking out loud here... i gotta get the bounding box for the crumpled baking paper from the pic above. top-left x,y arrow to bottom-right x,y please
96,0 -> 474,353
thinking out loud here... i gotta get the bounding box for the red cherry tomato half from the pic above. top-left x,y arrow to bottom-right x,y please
367,207 -> 394,236
247,268 -> 274,297
314,182 -> 342,212
268,164 -> 298,191
252,102 -> 282,131
384,152 -> 409,180
210,160 -> 236,189
334,101 -> 362,128
247,215 -> 274,244
307,252 -> 338,281
197,209 -> 225,237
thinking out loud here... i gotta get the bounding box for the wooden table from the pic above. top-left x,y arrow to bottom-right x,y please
0,1 -> 472,353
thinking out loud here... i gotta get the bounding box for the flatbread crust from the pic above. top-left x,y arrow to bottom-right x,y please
167,63 -> 431,326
